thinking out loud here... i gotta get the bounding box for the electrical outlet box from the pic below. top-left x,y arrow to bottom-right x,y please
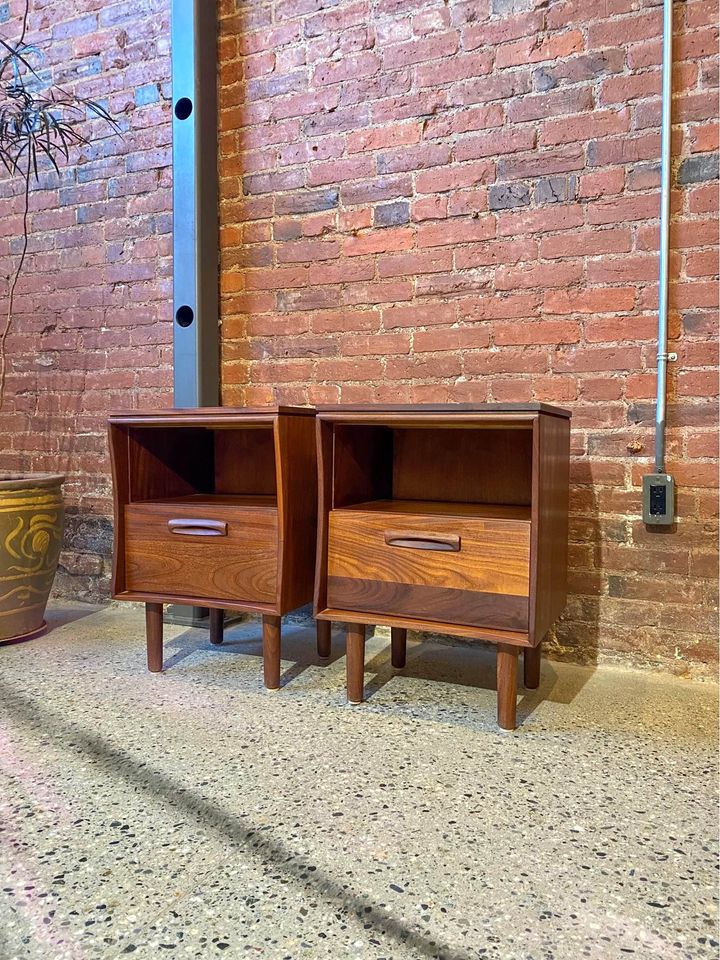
642,473 -> 675,525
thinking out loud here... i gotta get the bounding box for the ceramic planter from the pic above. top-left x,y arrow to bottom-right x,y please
0,474 -> 64,643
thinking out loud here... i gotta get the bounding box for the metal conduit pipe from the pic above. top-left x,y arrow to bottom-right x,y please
642,0 -> 676,526
654,0 -> 675,475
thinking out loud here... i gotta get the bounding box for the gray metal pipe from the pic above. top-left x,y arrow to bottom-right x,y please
654,0 -> 674,473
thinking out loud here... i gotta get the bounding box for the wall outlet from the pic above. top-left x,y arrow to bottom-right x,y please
642,473 -> 675,525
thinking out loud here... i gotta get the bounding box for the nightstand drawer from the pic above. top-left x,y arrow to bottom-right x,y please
327,507 -> 530,631
125,500 -> 278,603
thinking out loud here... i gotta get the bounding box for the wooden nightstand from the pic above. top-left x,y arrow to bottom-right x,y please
313,404 -> 571,729
108,407 -> 330,687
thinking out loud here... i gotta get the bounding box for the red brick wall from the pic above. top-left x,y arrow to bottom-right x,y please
0,0 -> 173,598
218,0 -> 719,671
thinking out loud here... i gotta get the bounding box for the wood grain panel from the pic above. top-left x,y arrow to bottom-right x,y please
275,413 -> 318,612
328,505 -> 530,597
215,428 -> 276,496
313,418 -> 334,615
327,577 -> 529,632
108,422 -> 130,596
332,424 -> 393,508
346,500 -> 531,521
128,427 -> 214,501
393,427 -> 533,505
125,499 -> 277,603
530,413 -> 571,645
316,606 -> 530,646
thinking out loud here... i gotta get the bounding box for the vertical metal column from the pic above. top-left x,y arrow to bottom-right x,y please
171,0 -> 219,408
167,1 -> 222,627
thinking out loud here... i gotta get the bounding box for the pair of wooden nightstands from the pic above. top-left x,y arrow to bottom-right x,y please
109,403 -> 570,729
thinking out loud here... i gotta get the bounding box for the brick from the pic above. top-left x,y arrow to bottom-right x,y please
493,320 -> 581,345
544,287 -> 636,314
416,51 -> 494,88
539,229 -> 631,259
374,201 -> 410,227
534,176 -> 577,204
497,204 -> 584,236
378,249 -> 453,278
495,260 -> 584,291
307,156 -> 375,187
414,326 -> 491,353
384,31 -> 459,69
347,123 -> 421,153
383,303 -> 457,329
508,87 -> 594,123
416,161 -> 495,195
677,153 -> 720,185
276,239 -> 341,263
540,109 -> 630,147
496,30 -> 584,69
416,217 -> 496,248
343,227 -> 413,256
455,128 -> 536,162
377,143 -> 451,174
488,183 -> 531,211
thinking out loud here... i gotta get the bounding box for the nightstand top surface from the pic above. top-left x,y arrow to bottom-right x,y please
108,405 -> 315,424
317,402 -> 571,418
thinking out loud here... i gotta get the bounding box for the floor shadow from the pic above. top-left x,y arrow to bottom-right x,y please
44,601 -> 103,631
361,634 -> 596,726
163,620 -> 345,686
0,681 -> 473,960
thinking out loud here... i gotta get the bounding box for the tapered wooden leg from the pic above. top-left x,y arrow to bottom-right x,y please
391,627 -> 407,669
209,607 -> 224,645
146,603 -> 163,673
346,623 -> 366,704
524,643 -> 542,689
496,644 -> 519,731
316,619 -> 331,658
262,615 -> 281,690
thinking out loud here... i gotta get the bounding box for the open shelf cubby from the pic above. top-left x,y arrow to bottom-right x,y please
126,425 -> 278,506
331,423 -> 533,518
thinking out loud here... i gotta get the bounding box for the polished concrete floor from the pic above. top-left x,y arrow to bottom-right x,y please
0,601 -> 717,960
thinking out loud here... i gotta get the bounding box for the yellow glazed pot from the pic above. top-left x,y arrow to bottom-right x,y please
0,474 -> 64,643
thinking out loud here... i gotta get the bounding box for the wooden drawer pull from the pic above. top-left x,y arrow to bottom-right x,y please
167,518 -> 228,537
384,530 -> 461,552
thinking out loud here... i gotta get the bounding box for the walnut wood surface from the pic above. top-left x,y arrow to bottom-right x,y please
317,403 -> 571,416
391,627 -> 407,668
128,427 -> 214,501
346,622 -> 366,703
125,500 -> 278,604
317,607 -> 530,646
316,619 -> 331,658
328,577 -> 529,632
313,418 -> 334,615
392,427 -> 533,506
215,428 -> 276,496
146,602 -> 163,673
109,406 -> 315,424
328,506 -> 531,598
275,413 -> 318,612
346,500 -> 531,520
524,643 -> 541,689
496,644 -> 519,730
263,615 -> 281,689
209,607 -> 224,645
530,414 -> 571,646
